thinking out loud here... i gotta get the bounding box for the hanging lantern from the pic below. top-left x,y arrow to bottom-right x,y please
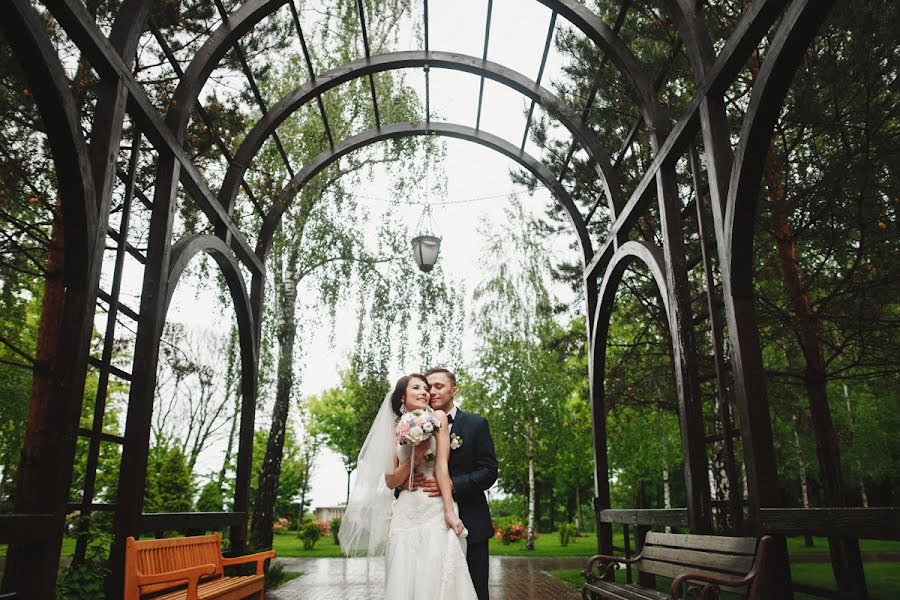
411,234 -> 441,272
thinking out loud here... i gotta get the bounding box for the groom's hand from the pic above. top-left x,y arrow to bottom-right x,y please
422,477 -> 441,497
400,473 -> 429,491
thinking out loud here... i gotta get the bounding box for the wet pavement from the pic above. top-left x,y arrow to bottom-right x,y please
266,556 -> 585,600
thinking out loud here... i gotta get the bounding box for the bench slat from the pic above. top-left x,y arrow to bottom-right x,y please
585,580 -> 668,600
637,559 -> 748,594
152,575 -> 262,600
644,532 -> 758,555
640,545 -> 755,575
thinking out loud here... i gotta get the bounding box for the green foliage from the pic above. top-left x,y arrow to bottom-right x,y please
144,443 -> 193,513
248,424 -> 308,519
329,517 -> 342,545
533,0 -> 900,515
298,521 -> 322,550
466,205 -> 593,535
306,362 -> 390,501
56,516 -> 112,600
196,480 -> 224,513
489,496 -> 526,521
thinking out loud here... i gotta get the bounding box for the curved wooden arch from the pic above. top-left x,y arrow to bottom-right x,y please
256,121 -> 594,267
220,50 -> 622,219
726,0 -> 834,296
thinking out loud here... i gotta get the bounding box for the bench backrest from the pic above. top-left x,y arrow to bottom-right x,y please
636,532 -> 760,594
124,532 -> 225,598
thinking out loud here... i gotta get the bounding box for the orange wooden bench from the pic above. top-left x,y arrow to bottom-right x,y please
124,532 -> 276,600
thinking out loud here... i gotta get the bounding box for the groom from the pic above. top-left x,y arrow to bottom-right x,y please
420,368 -> 497,600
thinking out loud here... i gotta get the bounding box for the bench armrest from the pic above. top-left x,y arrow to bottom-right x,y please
583,552 -> 641,583
136,563 -> 216,600
670,536 -> 773,599
222,550 -> 276,576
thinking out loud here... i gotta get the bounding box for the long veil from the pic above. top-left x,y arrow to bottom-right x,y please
338,393 -> 396,557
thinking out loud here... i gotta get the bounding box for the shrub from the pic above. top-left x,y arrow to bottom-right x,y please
558,522 -> 575,547
492,517 -> 526,545
57,516 -> 112,600
314,519 -> 329,534
299,521 -> 322,550
264,561 -> 285,589
273,517 -> 290,534
330,517 -> 342,544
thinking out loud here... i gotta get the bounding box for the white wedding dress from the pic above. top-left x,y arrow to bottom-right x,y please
384,438 -> 478,600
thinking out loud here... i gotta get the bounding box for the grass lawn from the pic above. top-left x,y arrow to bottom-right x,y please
787,537 -> 900,554
7,531 -> 896,563
488,533 -> 900,558
271,532 -> 346,557
549,562 -> 900,599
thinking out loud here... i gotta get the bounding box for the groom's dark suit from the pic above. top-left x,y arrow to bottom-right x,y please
447,408 -> 497,600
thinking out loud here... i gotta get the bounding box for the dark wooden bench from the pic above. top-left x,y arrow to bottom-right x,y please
124,532 -> 275,600
582,532 -> 772,599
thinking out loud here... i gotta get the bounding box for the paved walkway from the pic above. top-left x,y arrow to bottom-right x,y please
267,556 -> 585,600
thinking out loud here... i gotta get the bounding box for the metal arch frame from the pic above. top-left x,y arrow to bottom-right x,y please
220,51 -> 622,221
255,121 -> 593,266
0,0 -> 868,596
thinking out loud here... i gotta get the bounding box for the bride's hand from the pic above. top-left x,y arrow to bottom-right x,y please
414,441 -> 430,462
444,511 -> 464,535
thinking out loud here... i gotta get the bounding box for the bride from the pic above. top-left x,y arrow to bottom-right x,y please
339,373 -> 478,599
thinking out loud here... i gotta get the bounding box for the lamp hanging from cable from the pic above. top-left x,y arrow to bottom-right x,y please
411,204 -> 441,273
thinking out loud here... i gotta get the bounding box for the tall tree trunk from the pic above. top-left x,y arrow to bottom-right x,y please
764,141 -> 866,594
575,484 -> 582,533
250,258 -> 299,549
792,415 -> 814,547
525,424 -> 536,551
663,463 -> 672,534
19,200 -> 65,505
218,328 -> 239,488
843,384 -> 868,508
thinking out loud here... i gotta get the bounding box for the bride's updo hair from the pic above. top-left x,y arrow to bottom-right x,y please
390,373 -> 430,416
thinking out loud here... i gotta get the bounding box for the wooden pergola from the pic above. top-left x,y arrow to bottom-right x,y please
0,0 -> 896,598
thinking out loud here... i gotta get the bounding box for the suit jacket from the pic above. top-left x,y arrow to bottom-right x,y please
447,408 -> 498,544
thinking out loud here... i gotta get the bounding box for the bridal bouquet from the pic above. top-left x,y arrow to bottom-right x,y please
396,408 -> 441,446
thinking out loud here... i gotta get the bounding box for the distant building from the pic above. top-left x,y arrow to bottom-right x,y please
315,505 -> 345,523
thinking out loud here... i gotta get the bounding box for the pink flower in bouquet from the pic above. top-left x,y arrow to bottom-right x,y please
395,408 -> 441,446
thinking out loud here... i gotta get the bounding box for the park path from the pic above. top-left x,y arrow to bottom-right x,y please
266,556 -> 585,600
